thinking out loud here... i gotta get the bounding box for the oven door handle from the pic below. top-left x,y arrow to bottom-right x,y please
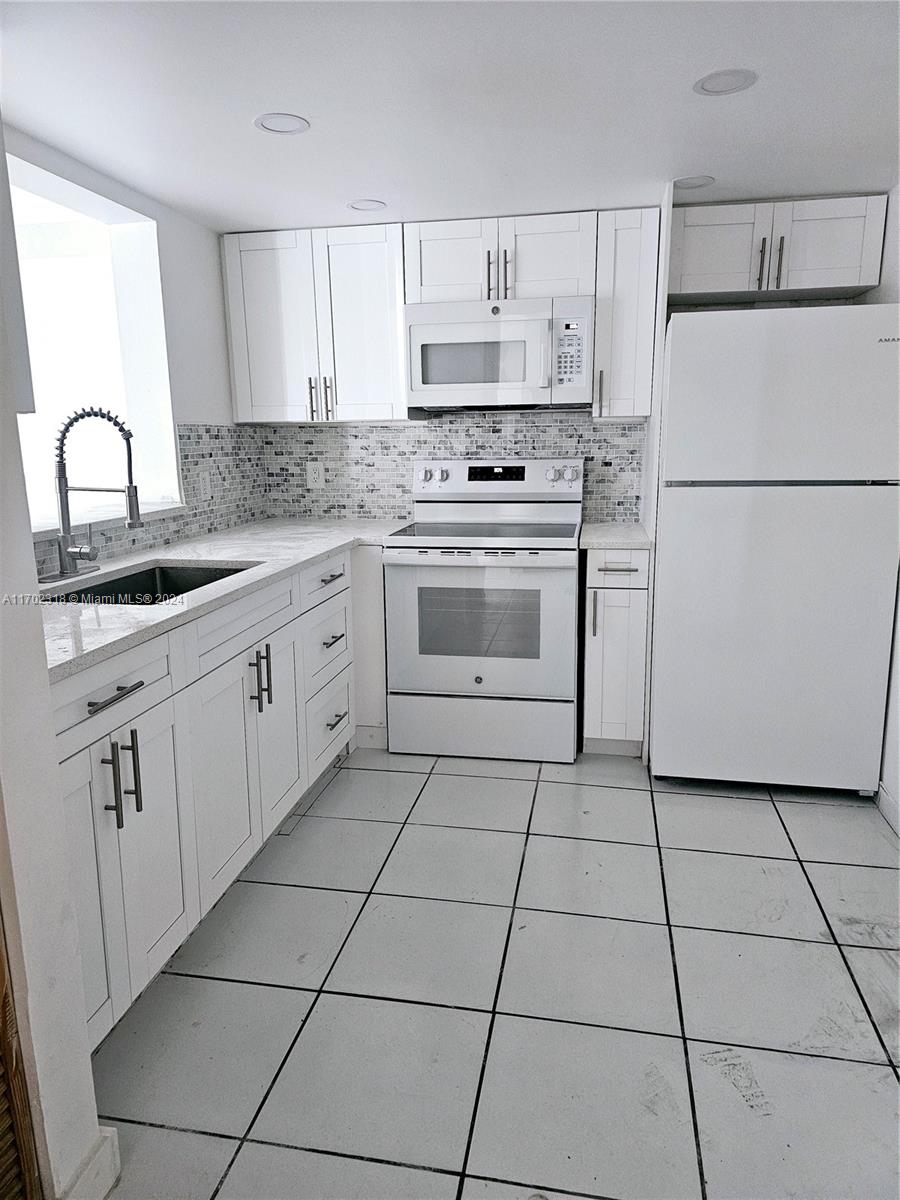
382,552 -> 576,570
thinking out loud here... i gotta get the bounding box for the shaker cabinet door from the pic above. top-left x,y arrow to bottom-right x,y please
583,588 -> 648,743
498,211 -> 597,299
254,620 -> 308,839
404,218 -> 498,302
669,203 -> 774,295
769,195 -> 888,292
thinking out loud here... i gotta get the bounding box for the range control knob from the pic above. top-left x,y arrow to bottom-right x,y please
438,468 -> 450,482
545,467 -> 560,482
563,466 -> 579,482
418,467 -> 433,482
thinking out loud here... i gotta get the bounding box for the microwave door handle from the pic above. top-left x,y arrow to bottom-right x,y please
539,321 -> 551,388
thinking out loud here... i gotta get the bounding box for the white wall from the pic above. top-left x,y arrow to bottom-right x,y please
3,125 -> 232,425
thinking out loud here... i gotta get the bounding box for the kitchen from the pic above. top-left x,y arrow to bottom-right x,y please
0,3 -> 897,1200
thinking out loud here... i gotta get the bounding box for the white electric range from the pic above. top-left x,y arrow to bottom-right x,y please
383,459 -> 583,763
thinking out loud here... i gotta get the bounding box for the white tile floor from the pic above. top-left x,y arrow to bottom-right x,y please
97,751 -> 900,1200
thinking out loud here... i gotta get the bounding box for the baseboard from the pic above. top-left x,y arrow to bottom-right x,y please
582,737 -> 643,758
878,782 -> 898,834
60,1126 -> 119,1200
356,724 -> 388,750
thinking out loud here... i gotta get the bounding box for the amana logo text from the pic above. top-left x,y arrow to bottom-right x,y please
877,336 -> 900,343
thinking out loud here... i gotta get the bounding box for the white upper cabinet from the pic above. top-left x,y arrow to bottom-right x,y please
403,218 -> 498,302
670,195 -> 887,300
223,224 -> 406,422
404,212 -> 597,302
313,225 -> 407,420
497,212 -> 597,299
594,208 -> 660,418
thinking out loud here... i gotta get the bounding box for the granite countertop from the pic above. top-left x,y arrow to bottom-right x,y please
579,522 -> 652,550
40,519 -> 404,682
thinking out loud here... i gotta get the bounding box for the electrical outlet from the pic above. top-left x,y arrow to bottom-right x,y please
306,462 -> 325,489
198,466 -> 213,501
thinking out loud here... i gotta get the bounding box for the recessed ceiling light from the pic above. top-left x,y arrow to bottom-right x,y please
253,112 -> 310,134
674,175 -> 716,189
347,199 -> 387,211
693,69 -> 758,96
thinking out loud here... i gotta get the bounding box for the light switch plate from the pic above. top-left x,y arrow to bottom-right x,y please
306,462 -> 325,488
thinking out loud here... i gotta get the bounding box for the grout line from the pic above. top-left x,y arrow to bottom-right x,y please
97,1113 -> 239,1142
241,1136 -> 460,1180
770,802 -> 900,1083
648,783 -> 708,1200
462,1171 -> 619,1200
453,764 -> 543,1200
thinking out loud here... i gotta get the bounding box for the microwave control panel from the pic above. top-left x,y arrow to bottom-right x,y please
551,305 -> 592,402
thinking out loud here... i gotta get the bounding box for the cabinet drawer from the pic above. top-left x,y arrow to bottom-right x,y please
53,635 -> 172,760
302,590 -> 353,694
182,575 -> 298,681
299,552 -> 350,612
306,665 -> 354,770
586,548 -> 650,588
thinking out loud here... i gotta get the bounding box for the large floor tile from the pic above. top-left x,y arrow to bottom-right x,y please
806,862 -> 900,948
844,947 -> 900,1063
242,816 -> 398,891
663,849 -> 831,942
517,835 -> 666,923
541,753 -> 649,791
375,824 -> 524,905
674,927 -> 885,1063
107,1122 -> 236,1200
655,794 -> 792,857
467,1016 -> 700,1199
531,781 -> 655,845
169,882 -> 363,988
409,773 -> 534,832
652,776 -> 770,800
220,1142 -> 458,1200
309,768 -> 427,821
93,974 -> 311,1135
252,993 -> 489,1171
435,756 -> 539,780
690,1043 -> 899,1200
776,801 -> 899,867
343,747 -> 436,773
327,893 -> 509,1008
499,909 -> 680,1035
462,1182 -> 572,1200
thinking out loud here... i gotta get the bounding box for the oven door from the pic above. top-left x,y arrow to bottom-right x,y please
384,549 -> 577,700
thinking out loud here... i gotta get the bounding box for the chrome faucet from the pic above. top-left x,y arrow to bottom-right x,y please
45,407 -> 144,581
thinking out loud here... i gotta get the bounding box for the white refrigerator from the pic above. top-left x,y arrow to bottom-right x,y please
650,304 -> 899,792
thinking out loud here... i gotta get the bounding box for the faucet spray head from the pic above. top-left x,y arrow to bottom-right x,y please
124,484 -> 144,529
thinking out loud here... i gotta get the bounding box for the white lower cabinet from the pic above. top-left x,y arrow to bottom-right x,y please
306,665 -> 354,775
583,587 -> 648,743
255,620 -> 308,839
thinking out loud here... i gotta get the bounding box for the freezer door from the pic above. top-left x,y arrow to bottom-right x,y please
650,484 -> 899,790
664,304 -> 900,482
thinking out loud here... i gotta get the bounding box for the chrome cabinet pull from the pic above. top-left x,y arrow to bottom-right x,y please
593,368 -> 605,419
307,376 -> 317,421
322,632 -> 345,650
485,250 -> 493,298
326,710 -> 349,731
591,590 -> 598,637
121,728 -> 143,813
320,570 -> 345,586
87,679 -> 145,716
756,236 -> 768,290
502,248 -> 510,298
262,642 -> 273,706
322,377 -> 334,420
775,235 -> 785,289
249,649 -> 264,713
101,741 -> 125,830
597,565 -> 640,573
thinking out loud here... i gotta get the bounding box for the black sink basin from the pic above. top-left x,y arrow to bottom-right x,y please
44,563 -> 251,605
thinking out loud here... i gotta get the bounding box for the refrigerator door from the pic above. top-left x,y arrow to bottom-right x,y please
664,304 -> 899,482
650,484 -> 899,790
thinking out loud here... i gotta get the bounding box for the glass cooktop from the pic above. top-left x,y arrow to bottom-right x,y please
389,522 -> 579,540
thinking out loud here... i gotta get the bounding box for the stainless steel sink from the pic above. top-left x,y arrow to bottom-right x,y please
43,563 -> 253,605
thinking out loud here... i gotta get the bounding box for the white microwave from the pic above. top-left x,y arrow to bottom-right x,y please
406,296 -> 594,411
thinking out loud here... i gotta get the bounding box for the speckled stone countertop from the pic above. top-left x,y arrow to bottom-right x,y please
40,519 -> 404,682
579,523 -> 652,550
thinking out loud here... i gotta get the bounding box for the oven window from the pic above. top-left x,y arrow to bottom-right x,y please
418,587 -> 540,659
420,340 -> 526,385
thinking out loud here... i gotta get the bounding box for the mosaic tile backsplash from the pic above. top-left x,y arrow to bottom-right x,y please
32,413 -> 645,573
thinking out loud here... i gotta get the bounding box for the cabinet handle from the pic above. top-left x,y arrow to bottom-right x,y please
121,728 -> 143,813
307,376 -> 317,421
249,649 -> 264,713
485,250 -> 493,299
326,710 -> 349,731
756,236 -> 768,290
322,377 -> 334,420
87,679 -> 145,716
101,741 -> 125,830
322,632 -> 345,649
502,248 -> 510,298
591,590 -> 598,638
262,642 -> 273,706
775,235 -> 785,289
598,565 -> 640,573
320,570 -> 345,586
593,368 -> 605,419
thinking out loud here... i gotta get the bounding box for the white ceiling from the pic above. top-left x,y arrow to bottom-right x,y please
1,1 -> 897,233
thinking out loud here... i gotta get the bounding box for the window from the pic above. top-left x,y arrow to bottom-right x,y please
9,156 -> 181,531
